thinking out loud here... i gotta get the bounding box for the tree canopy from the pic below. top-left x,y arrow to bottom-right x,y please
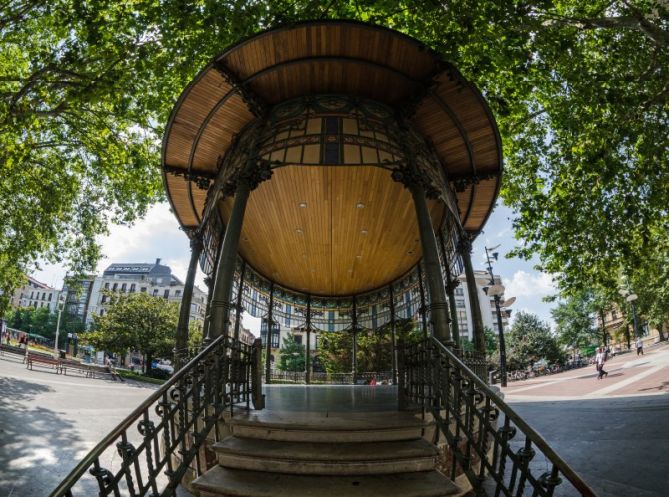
85,292 -> 178,372
2,1 -> 666,317
552,291 -> 600,354
506,311 -> 564,369
278,333 -> 306,372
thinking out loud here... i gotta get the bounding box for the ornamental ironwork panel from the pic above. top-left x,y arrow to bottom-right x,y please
51,337 -> 263,497
397,337 -> 597,497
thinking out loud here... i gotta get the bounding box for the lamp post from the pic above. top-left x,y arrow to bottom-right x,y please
53,291 -> 67,357
484,245 -> 509,387
619,288 -> 639,346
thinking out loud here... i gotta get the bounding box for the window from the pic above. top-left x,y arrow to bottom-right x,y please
271,330 -> 280,348
314,336 -> 319,349
152,289 -> 159,297
104,282 -> 110,290
293,335 -> 303,345
100,309 -> 105,316
163,289 -> 170,299
455,287 -> 464,296
611,310 -> 618,320
30,291 -> 34,299
456,299 -> 465,308
48,293 -> 52,301
112,283 -> 118,291
130,284 -> 136,293
101,295 -> 107,304
140,287 -> 147,293
121,283 -> 127,292
456,310 -> 469,334
175,290 -> 181,297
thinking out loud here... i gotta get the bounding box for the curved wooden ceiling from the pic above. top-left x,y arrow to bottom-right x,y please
161,20 -> 502,295
220,166 -> 444,296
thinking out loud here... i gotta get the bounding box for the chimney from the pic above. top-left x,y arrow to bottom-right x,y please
155,258 -> 161,265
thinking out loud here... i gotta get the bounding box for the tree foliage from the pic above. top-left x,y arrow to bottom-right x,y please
506,311 -> 564,369
552,291 -> 600,353
278,332 -> 306,372
2,0 -> 666,318
3,305 -> 85,339
85,292 -> 178,372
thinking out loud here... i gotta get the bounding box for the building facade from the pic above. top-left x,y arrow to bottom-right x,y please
259,321 -> 319,371
84,259 -> 207,328
455,270 -> 510,341
10,276 -> 61,312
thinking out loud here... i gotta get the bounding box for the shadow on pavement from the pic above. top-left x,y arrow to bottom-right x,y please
0,377 -> 93,497
510,396 -> 669,497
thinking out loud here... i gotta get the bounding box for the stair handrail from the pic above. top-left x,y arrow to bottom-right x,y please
399,336 -> 598,497
51,335 -> 264,497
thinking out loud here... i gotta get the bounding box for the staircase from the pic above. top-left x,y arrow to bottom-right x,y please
191,410 -> 461,497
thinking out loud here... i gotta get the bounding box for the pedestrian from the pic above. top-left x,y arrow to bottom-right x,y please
595,347 -> 608,380
636,337 -> 644,356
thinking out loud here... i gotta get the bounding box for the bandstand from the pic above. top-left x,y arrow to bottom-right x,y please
163,20 -> 502,377
53,20 -> 596,497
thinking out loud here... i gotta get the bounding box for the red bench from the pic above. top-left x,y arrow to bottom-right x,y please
26,352 -> 62,373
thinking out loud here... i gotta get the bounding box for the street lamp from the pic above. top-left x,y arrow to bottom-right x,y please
485,245 -> 509,387
53,292 -> 66,358
619,288 -> 640,348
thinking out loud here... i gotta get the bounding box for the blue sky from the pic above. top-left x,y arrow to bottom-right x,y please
32,201 -> 558,332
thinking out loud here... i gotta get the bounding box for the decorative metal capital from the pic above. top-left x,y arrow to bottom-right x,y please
391,166 -> 440,199
451,172 -> 498,192
446,278 -> 461,292
213,59 -> 267,117
457,235 -> 473,254
164,165 -> 216,190
223,159 -> 274,195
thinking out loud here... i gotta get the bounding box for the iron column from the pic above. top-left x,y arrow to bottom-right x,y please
460,236 -> 486,353
407,182 -> 452,344
265,282 -> 274,383
175,233 -> 203,370
417,264 -> 428,337
208,181 -> 251,340
389,283 -> 397,385
305,295 -> 311,384
438,232 -> 461,346
233,261 -> 246,341
352,295 -> 358,382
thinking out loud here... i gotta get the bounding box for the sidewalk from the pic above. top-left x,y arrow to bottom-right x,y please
504,341 -> 669,402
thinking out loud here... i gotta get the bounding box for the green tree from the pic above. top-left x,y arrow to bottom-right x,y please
3,0 -> 666,317
552,292 -> 600,358
506,311 -> 564,369
316,331 -> 353,374
85,292 -> 178,374
278,333 -> 306,372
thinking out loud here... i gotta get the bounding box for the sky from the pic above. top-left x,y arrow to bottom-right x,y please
31,201 -> 558,334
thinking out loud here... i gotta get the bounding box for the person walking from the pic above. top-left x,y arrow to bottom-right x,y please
595,347 -> 608,380
636,337 -> 644,356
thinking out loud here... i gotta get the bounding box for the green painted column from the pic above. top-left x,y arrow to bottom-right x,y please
460,235 -> 486,354
389,283 -> 398,385
208,181 -> 251,341
174,233 -> 203,370
305,295 -> 311,384
438,232 -> 461,346
265,282 -> 274,383
233,261 -> 246,341
409,183 -> 452,345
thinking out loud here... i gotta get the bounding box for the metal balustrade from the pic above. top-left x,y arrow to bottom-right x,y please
50,336 -> 264,497
398,337 -> 597,497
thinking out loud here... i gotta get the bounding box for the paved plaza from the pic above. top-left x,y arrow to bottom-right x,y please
1,345 -> 668,496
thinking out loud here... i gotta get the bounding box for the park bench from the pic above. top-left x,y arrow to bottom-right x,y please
26,352 -> 62,374
0,343 -> 28,361
60,359 -> 94,377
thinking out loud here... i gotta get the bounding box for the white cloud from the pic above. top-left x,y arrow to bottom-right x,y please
505,270 -> 556,298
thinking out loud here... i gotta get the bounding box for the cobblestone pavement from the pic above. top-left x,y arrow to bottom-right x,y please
504,343 -> 669,497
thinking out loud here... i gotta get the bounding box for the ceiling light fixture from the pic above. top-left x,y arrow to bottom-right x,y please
296,228 -> 304,234
360,229 -> 368,235
356,202 -> 365,209
298,202 -> 307,208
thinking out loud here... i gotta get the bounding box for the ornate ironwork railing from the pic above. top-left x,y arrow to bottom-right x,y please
51,336 -> 264,497
265,370 -> 395,385
398,337 -> 597,497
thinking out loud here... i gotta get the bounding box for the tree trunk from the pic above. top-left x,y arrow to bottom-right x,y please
659,321 -> 667,342
146,351 -> 153,376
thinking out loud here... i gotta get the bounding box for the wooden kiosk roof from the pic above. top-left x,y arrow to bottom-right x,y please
162,20 -> 502,296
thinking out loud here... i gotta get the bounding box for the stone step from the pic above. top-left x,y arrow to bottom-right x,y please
228,410 -> 430,443
193,466 -> 461,497
214,436 -> 439,475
